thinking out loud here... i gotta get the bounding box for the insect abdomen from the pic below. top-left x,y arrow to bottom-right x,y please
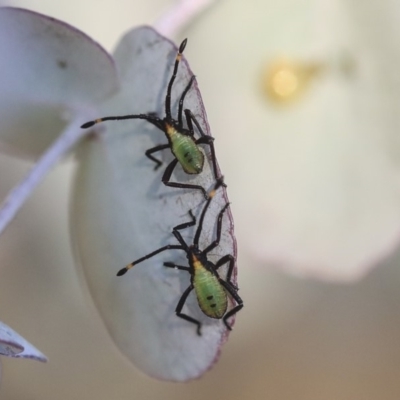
193,267 -> 227,319
171,132 -> 204,174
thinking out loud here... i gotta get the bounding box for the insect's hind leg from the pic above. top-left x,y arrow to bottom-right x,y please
178,76 -> 196,127
162,158 -> 208,199
175,284 -> 202,336
218,280 -> 243,331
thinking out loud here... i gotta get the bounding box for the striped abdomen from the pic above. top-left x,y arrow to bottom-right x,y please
192,258 -> 227,319
167,126 -> 204,174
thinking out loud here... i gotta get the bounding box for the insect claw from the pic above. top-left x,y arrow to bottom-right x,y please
225,322 -> 232,331
215,176 -> 225,189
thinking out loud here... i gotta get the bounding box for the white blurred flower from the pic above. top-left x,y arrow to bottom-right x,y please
186,0 -> 400,281
0,6 -> 236,382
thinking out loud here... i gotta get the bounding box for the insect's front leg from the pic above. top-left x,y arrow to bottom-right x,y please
178,76 -> 196,127
162,158 -> 208,199
145,143 -> 170,170
184,109 -> 223,184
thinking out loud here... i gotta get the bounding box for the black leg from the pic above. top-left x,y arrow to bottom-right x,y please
162,159 -> 208,199
164,262 -> 190,272
173,210 -> 196,232
193,178 -> 225,246
223,304 -> 243,331
215,254 -> 236,287
218,280 -> 243,331
178,75 -> 196,127
185,109 -> 222,183
184,109 -> 206,137
203,202 -> 230,254
185,109 -> 202,144
175,284 -> 202,336
145,143 -> 170,170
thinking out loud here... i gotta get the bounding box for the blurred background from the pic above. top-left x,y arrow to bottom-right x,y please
2,0 -> 400,399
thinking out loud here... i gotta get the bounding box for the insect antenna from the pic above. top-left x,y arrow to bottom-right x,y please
165,38 -> 187,121
178,75 -> 196,127
117,244 -> 185,276
80,114 -> 163,129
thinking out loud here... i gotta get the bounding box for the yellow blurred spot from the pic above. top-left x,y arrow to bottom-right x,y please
263,58 -> 324,105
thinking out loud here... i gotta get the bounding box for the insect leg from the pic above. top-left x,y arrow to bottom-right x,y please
193,178 -> 225,246
178,75 -> 196,127
215,254 -> 237,288
162,159 -> 208,199
183,109 -> 207,137
218,280 -> 243,331
184,109 -> 222,183
202,202 -> 230,254
145,144 -> 170,170
175,284 -> 203,336
173,210 -> 196,232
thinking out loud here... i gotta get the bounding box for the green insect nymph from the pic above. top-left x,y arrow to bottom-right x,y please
81,38 -> 221,199
191,252 -> 228,319
117,179 -> 243,336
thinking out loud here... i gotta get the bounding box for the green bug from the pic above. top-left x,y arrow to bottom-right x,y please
117,179 -> 243,335
81,39 -> 221,199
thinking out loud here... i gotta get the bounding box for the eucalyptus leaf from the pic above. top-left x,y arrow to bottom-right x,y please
0,321 -> 47,361
72,27 -> 237,381
0,7 -> 118,158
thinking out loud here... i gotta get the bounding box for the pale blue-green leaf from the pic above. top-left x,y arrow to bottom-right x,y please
0,321 -> 47,361
192,0 -> 400,281
0,7 -> 119,158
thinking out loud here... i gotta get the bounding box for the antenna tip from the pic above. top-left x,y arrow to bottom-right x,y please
81,121 -> 95,129
179,38 -> 188,54
116,267 -> 128,276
